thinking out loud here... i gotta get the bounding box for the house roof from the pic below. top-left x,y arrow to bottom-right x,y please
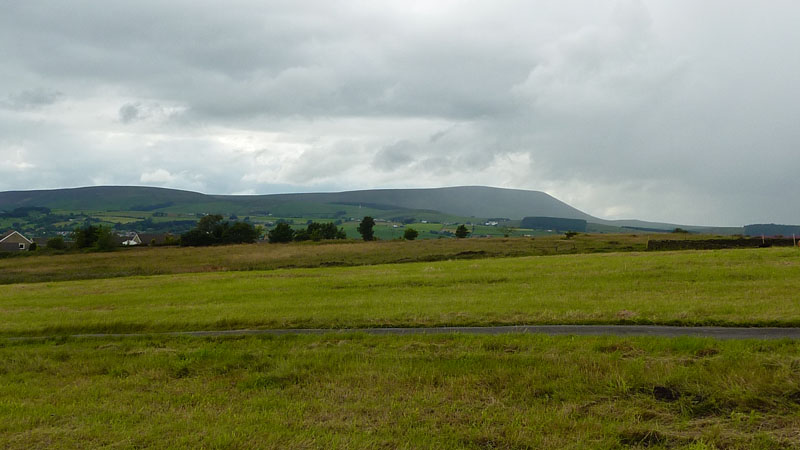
0,230 -> 33,244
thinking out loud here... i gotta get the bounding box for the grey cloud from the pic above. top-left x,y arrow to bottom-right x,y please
372,141 -> 416,171
118,103 -> 142,123
1,1 -> 800,225
2,88 -> 63,110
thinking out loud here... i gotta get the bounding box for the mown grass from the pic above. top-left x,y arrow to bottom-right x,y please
1,334 -> 799,449
2,247 -> 800,336
0,233 -> 707,285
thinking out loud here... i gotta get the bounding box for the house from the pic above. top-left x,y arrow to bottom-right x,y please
118,232 -> 176,246
120,233 -> 142,246
0,230 -> 33,252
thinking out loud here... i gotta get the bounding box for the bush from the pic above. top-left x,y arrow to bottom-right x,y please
403,228 -> 419,240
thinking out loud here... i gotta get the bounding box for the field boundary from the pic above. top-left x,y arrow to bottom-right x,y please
8,325 -> 800,341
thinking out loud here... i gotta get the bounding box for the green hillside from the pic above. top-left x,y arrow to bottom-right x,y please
0,185 -> 596,221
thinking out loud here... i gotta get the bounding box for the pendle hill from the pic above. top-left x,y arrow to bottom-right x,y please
0,185 -> 780,235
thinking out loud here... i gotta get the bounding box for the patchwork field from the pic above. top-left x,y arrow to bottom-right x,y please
2,239 -> 800,448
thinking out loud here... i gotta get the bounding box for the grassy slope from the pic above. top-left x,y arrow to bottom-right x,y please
3,247 -> 800,336
2,334 -> 799,449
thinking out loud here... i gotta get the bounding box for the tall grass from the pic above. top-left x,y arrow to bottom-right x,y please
1,334 -> 798,449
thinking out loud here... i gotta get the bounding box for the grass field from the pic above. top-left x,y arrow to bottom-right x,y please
3,236 -> 799,448
2,334 -> 799,449
2,247 -> 799,337
0,233 -> 731,286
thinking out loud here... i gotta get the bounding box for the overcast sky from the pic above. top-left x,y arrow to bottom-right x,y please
1,1 -> 798,225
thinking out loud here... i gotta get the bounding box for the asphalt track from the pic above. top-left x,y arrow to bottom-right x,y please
8,325 -> 800,341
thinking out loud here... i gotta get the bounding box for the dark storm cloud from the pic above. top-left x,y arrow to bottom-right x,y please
1,1 -> 800,225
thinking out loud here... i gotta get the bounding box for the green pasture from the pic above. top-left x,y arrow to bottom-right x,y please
2,334 -> 799,448
2,247 -> 800,336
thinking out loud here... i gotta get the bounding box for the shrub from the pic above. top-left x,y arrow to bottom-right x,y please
403,228 -> 419,240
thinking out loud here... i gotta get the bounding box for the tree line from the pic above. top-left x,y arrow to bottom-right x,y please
268,221 -> 346,243
24,214 -> 475,254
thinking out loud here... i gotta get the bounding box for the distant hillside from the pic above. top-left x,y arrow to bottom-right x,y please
0,186 -> 208,212
744,224 -> 800,237
0,185 -> 743,234
0,185 -> 600,221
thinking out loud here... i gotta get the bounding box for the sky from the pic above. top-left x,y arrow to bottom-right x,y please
1,1 -> 799,226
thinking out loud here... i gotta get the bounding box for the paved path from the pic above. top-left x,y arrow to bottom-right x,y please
8,325 -> 800,341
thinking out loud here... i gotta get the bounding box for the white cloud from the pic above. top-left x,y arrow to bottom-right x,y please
0,145 -> 36,172
139,169 -> 174,184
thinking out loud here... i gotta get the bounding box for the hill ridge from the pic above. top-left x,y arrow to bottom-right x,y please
0,185 -> 598,222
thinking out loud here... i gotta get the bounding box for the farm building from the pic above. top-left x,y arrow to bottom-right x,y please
0,230 -> 33,252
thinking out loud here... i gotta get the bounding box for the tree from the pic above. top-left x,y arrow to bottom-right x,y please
455,224 -> 469,239
223,221 -> 259,244
358,216 -> 375,241
293,228 -> 310,242
95,225 -> 118,251
564,231 -> 578,239
181,215 -> 259,246
180,228 -> 214,246
46,236 -> 67,250
268,222 -> 295,243
403,227 -> 419,240
73,225 -> 100,248
290,222 -> 346,242
197,214 -> 224,234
